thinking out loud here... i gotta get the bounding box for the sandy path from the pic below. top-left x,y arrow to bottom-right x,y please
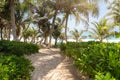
26,48 -> 81,80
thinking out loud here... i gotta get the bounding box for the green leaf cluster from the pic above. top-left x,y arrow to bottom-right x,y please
95,72 -> 116,80
0,40 -> 39,56
60,42 -> 120,79
0,55 -> 34,80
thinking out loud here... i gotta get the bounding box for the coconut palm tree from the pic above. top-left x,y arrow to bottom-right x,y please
70,29 -> 84,42
31,1 -> 53,45
90,18 -> 115,42
46,0 -> 65,48
52,17 -> 63,46
10,0 -> 16,40
59,32 -> 65,44
108,0 -> 120,23
62,0 -> 99,43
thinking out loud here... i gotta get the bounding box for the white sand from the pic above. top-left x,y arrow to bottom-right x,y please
26,48 -> 82,80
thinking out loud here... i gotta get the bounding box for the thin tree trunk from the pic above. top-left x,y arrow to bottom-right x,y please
0,28 -> 3,40
44,36 -> 48,45
10,0 -> 16,40
55,38 -> 57,46
47,10 -> 58,48
65,14 -> 69,43
7,28 -> 11,40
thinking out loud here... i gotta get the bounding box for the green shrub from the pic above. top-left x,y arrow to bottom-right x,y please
0,40 -> 39,56
60,42 -> 120,79
0,55 -> 34,80
95,72 -> 116,80
60,43 -> 66,52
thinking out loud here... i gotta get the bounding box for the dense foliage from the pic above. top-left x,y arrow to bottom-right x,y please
60,42 -> 120,79
0,55 -> 34,80
0,40 -> 39,56
0,40 -> 39,79
95,72 -> 116,80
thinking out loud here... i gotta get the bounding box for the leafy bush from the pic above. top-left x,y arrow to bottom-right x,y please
60,43 -> 66,52
0,55 -> 34,80
60,42 -> 120,79
95,72 -> 116,80
0,40 -> 39,56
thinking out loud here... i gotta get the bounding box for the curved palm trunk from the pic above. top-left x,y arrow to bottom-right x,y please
47,10 -> 58,48
65,13 -> 69,43
10,0 -> 16,40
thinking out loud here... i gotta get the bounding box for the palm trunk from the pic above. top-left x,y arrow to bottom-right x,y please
55,38 -> 57,46
76,38 -> 79,42
10,0 -> 16,40
65,14 -> 69,43
100,37 -> 103,42
44,35 -> 48,45
7,28 -> 11,40
0,28 -> 3,40
47,10 -> 58,48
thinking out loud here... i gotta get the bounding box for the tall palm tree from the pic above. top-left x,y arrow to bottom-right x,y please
31,1 -> 52,45
62,0 -> 99,43
15,0 -> 34,40
52,17 -> 63,46
90,18 -> 115,42
10,0 -> 16,40
46,0 -> 65,48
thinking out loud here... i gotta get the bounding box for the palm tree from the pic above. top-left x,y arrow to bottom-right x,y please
10,0 -> 16,40
31,1 -> 52,45
108,0 -> 120,23
46,0 -> 65,48
0,0 -> 11,40
62,0 -> 99,43
52,18 -> 63,46
90,18 -> 115,42
107,0 -> 120,32
14,0 -> 36,40
70,29 -> 84,42
59,32 -> 65,44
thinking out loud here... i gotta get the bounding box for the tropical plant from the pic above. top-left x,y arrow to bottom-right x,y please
90,18 -> 115,42
46,0 -> 64,48
0,0 -> 11,40
62,0 -> 99,43
95,72 -> 116,80
0,55 -> 34,80
22,27 -> 38,42
52,17 -> 64,46
60,42 -> 120,79
108,0 -> 120,24
10,0 -> 16,40
59,32 -> 65,44
70,29 -> 84,42
0,40 -> 39,56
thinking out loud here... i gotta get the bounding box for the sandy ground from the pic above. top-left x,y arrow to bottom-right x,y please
26,48 -> 82,80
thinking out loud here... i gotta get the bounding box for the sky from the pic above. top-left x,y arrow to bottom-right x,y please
68,0 -> 110,32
